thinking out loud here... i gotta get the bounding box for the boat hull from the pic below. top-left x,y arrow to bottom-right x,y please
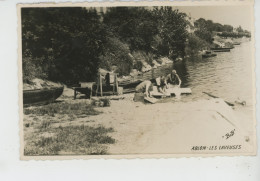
23,86 -> 64,106
202,54 -> 217,58
211,47 -> 232,51
212,49 -> 230,52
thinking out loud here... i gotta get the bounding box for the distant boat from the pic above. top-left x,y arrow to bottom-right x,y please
211,47 -> 232,51
202,50 -> 217,58
211,47 -> 232,52
23,86 -> 64,106
233,42 -> 241,45
212,49 -> 230,52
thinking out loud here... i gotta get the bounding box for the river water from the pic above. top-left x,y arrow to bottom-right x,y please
145,41 -> 254,107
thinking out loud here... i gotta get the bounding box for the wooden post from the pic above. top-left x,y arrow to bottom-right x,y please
90,84 -> 92,98
96,76 -> 99,96
113,74 -> 115,94
74,89 -> 77,99
115,74 -> 119,95
100,74 -> 103,97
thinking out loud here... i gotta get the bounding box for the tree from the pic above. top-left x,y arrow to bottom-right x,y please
236,25 -> 244,33
185,34 -> 209,55
99,37 -> 133,76
22,7 -> 106,84
103,7 -> 158,53
152,7 -> 188,59
194,18 -> 213,43
223,24 -> 233,32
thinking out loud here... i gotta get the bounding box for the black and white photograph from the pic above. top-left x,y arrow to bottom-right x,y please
18,1 -> 256,158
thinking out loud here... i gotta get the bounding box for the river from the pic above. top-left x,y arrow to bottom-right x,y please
144,41 -> 254,108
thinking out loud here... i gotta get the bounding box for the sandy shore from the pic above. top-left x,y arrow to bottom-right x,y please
81,96 -> 255,154
23,88 -> 255,155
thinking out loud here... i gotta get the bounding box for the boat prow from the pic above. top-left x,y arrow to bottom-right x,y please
23,86 -> 64,106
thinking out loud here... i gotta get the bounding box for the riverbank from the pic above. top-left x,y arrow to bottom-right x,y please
23,87 -> 255,155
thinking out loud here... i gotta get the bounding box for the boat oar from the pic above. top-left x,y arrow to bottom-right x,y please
202,92 -> 234,106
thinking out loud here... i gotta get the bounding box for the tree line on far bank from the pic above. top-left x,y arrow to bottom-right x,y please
22,7 -> 251,85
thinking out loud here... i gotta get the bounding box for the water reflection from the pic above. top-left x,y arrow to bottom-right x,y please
173,59 -> 189,87
180,41 -> 253,106
142,41 -> 253,106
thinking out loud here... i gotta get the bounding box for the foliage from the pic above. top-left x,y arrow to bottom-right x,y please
22,7 -> 249,84
99,37 -> 133,76
195,18 -> 234,33
133,61 -> 143,71
22,56 -> 47,83
194,18 -> 250,40
217,31 -> 251,38
22,8 -> 106,84
185,34 -> 210,55
152,7 -> 188,59
103,7 -> 158,53
194,18 -> 213,43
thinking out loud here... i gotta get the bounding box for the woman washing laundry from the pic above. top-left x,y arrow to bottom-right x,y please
151,76 -> 167,94
165,70 -> 182,88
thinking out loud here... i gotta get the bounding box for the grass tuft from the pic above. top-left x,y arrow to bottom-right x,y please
24,125 -> 115,155
23,102 -> 100,117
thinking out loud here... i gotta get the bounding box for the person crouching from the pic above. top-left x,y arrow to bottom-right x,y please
135,80 -> 153,98
134,80 -> 153,102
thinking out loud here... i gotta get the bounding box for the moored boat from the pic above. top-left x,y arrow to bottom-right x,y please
202,51 -> 217,58
233,42 -> 241,45
23,86 -> 64,106
210,47 -> 233,52
212,49 -> 230,52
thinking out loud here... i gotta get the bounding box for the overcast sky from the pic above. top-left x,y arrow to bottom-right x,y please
175,6 -> 253,31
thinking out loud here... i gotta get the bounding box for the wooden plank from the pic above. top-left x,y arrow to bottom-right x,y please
144,97 -> 158,104
202,92 -> 234,106
166,88 -> 192,95
115,75 -> 119,95
150,91 -> 171,97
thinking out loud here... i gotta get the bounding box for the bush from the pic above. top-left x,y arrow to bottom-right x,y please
99,37 -> 133,76
133,61 -> 143,71
185,34 -> 210,55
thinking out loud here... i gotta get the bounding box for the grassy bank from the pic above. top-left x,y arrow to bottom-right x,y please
23,101 -> 115,155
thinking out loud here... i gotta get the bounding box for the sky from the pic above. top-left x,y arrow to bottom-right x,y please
175,6 -> 253,31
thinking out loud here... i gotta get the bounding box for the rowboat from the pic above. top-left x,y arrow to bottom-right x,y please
23,86 -> 64,106
202,51 -> 217,58
213,49 -> 230,52
210,47 -> 232,52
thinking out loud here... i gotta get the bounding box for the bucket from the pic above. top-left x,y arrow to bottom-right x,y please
118,87 -> 123,95
134,92 -> 144,102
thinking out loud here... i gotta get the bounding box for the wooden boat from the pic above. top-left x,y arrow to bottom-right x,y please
202,51 -> 217,58
210,47 -> 232,52
23,86 -> 64,105
212,49 -> 230,52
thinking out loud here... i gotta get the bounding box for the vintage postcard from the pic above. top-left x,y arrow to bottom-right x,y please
18,0 -> 256,159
